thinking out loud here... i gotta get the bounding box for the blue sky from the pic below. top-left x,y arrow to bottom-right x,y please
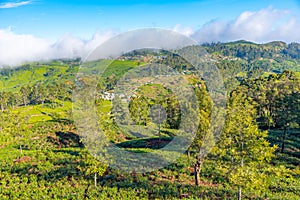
1,0 -> 299,40
1,0 -> 300,66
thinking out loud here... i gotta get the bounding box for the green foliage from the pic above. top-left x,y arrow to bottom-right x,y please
128,84 -> 181,129
214,91 -> 277,197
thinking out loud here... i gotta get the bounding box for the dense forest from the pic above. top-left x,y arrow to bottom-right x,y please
0,41 -> 299,199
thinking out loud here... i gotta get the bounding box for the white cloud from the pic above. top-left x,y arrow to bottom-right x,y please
192,7 -> 300,43
172,24 -> 194,37
48,31 -> 117,60
0,29 -> 51,66
0,29 -> 115,67
0,1 -> 31,9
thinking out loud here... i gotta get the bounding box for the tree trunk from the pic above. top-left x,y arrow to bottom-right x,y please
238,187 -> 242,200
194,165 -> 200,186
238,147 -> 244,200
158,124 -> 161,146
187,147 -> 191,164
20,145 -> 22,155
281,126 -> 287,153
94,172 -> 97,187
194,157 -> 202,186
23,97 -> 27,106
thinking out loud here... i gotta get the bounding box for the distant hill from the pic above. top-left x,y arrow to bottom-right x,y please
203,40 -> 300,62
0,40 -> 299,93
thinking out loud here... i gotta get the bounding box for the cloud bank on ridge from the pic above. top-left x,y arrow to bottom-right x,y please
192,7 -> 300,43
0,29 -> 116,66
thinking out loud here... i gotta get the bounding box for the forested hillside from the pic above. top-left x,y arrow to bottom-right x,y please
0,41 -> 299,199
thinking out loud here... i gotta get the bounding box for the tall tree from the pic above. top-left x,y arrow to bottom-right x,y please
189,82 -> 214,186
214,91 -> 276,199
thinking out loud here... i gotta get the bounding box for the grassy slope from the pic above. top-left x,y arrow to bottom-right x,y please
0,60 -> 141,93
0,64 -> 76,92
0,44 -> 299,199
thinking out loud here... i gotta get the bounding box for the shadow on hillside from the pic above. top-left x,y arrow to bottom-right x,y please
268,128 -> 300,166
52,149 -> 80,156
47,131 -> 83,148
56,131 -> 82,147
116,137 -> 173,149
